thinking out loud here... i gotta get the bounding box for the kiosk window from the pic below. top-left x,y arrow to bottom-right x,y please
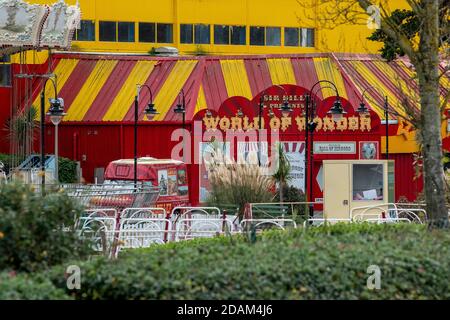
353,164 -> 383,201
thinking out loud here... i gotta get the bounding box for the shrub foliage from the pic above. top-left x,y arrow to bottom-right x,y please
0,182 -> 92,273
4,224 -> 448,300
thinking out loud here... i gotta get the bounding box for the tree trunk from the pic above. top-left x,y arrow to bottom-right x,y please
279,180 -> 284,204
418,0 -> 449,228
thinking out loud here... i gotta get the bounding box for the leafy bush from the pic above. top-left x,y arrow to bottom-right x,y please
15,223 -> 448,300
273,185 -> 305,203
0,182 -> 93,273
272,185 -> 308,220
59,157 -> 78,183
0,272 -> 71,300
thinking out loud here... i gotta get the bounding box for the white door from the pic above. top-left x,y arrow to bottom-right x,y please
324,163 -> 350,220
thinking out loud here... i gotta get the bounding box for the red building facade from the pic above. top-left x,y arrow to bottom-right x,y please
2,52 -> 449,204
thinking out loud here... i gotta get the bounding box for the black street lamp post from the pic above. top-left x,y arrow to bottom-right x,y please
356,86 -> 389,159
174,89 -> 187,163
40,76 -> 61,194
134,84 -> 158,189
304,80 -> 346,218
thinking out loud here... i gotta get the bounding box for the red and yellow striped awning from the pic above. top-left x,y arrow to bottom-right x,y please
29,53 -> 449,123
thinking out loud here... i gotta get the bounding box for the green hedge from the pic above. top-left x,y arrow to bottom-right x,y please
0,272 -> 71,300
6,223 -> 448,300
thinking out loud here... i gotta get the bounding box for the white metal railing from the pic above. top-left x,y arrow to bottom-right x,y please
351,203 -> 427,224
82,208 -> 118,219
396,209 -> 426,224
302,202 -> 427,227
117,218 -> 172,252
175,218 -> 233,241
76,202 -> 430,256
77,216 -> 117,253
120,207 -> 167,219
171,206 -> 221,219
350,203 -> 399,220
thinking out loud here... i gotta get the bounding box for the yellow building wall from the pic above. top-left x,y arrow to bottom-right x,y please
23,0 -> 410,56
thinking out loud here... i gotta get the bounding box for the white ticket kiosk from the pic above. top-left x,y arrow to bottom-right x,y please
323,160 -> 395,220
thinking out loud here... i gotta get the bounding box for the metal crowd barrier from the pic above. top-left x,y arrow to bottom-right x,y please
77,206 -> 240,257
76,202 -> 430,257
303,202 -> 428,227
66,184 -> 160,211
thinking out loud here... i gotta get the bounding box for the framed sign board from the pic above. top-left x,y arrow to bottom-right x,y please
359,141 -> 379,160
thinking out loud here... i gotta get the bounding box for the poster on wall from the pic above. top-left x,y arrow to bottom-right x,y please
177,169 -> 188,196
359,141 -> 379,159
167,168 -> 178,196
158,170 -> 168,196
237,142 -> 268,166
199,142 -> 230,202
283,142 -> 306,193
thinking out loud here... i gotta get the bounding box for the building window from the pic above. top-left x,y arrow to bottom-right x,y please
76,20 -> 95,41
284,27 -> 299,47
0,64 -> 11,87
250,26 -> 264,46
266,27 -> 281,46
157,23 -> 173,43
214,25 -> 229,45
99,21 -> 116,42
214,25 -> 246,45
301,28 -> 315,47
352,164 -> 384,201
180,24 -> 193,44
194,24 -> 210,44
250,26 -> 281,46
118,22 -> 135,42
0,55 -> 11,63
139,22 -> 155,43
230,26 -> 246,45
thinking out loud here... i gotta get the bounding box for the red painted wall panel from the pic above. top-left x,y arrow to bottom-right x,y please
0,87 -> 11,153
389,153 -> 423,202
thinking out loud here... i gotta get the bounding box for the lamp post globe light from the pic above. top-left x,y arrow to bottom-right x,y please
304,80 -> 346,219
357,85 -> 390,159
46,97 -> 66,183
134,84 -> 158,189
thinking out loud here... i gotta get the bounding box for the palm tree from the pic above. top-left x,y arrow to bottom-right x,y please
4,105 -> 38,166
272,142 -> 291,203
